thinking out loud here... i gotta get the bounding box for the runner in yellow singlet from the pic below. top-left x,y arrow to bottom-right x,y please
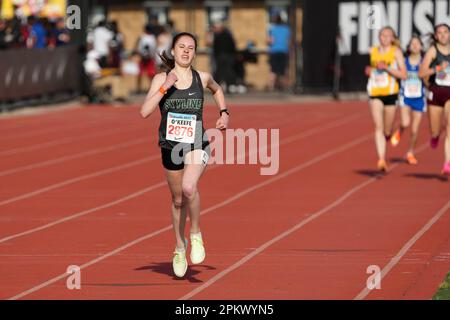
365,26 -> 407,172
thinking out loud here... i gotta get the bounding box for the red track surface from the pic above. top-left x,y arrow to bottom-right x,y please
0,101 -> 448,300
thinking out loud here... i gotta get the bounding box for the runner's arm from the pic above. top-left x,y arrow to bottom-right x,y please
419,47 -> 437,79
200,71 -> 229,130
140,71 -> 178,118
387,48 -> 407,80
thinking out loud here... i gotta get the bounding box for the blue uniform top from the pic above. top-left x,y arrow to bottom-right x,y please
268,24 -> 290,54
400,56 -> 426,112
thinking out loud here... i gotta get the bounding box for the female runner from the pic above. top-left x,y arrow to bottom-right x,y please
419,24 -> 450,175
140,32 -> 230,277
365,26 -> 407,172
392,35 -> 426,165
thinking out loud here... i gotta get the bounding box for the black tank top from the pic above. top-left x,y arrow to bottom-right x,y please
158,69 -> 209,150
430,45 -> 450,86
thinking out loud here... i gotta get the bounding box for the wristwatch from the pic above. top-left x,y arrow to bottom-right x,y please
220,109 -> 229,116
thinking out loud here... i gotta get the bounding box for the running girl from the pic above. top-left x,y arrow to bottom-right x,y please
391,35 -> 426,165
140,32 -> 230,277
365,26 -> 407,172
419,24 -> 450,175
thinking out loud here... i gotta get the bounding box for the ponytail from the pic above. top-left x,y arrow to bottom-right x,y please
159,50 -> 175,70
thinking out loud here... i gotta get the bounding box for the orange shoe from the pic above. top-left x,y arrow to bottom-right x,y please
390,129 -> 401,147
377,159 -> 388,172
406,152 -> 418,165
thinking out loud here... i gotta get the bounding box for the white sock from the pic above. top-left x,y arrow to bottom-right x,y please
175,246 -> 186,253
190,231 -> 202,238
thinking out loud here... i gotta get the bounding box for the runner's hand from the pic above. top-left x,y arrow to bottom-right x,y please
376,61 -> 388,70
216,114 -> 228,131
163,71 -> 178,89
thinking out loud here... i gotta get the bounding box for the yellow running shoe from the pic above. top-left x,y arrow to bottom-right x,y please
173,248 -> 188,278
377,159 -> 388,172
390,129 -> 401,147
406,152 -> 418,165
190,233 -> 205,265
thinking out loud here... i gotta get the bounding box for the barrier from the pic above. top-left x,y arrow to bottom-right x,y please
0,45 -> 81,104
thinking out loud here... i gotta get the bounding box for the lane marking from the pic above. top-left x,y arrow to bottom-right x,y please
0,113 -> 365,244
0,139 -> 148,177
8,131 -> 371,300
0,125 -> 148,157
179,144 -> 430,300
354,199 -> 450,300
0,157 -> 157,208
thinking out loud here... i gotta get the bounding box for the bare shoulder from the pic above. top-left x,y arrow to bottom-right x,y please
426,45 -> 437,57
196,70 -> 213,88
394,47 -> 404,57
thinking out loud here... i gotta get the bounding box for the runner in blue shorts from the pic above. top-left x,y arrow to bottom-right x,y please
391,35 -> 426,165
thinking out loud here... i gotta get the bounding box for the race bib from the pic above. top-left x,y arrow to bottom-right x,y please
166,112 -> 196,144
370,69 -> 389,88
435,66 -> 450,86
404,73 -> 422,98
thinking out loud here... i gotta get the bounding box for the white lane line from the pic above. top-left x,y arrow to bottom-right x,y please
0,116 -> 119,142
0,156 -> 158,208
180,144 -> 430,300
8,132 -> 371,300
0,113 -> 365,243
180,179 -> 376,300
354,199 -> 450,300
0,138 -> 147,177
0,182 -> 166,245
0,124 -> 148,157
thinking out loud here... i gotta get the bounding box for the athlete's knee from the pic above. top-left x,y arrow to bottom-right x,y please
182,183 -> 196,200
172,196 -> 183,209
401,119 -> 410,128
373,124 -> 383,134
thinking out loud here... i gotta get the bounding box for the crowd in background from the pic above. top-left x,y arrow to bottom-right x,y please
83,17 -> 177,103
82,13 -> 286,103
0,14 -> 70,50
0,10 -> 291,103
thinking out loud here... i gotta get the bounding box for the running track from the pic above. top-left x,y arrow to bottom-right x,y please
0,101 -> 449,300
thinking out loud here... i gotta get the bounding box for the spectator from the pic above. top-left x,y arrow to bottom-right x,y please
88,20 -> 113,68
108,21 -> 124,68
9,11 -> 23,48
136,23 -> 157,93
211,19 -> 238,93
154,25 -> 172,72
267,13 -> 291,91
0,20 -> 8,50
27,16 -> 47,49
166,19 -> 178,39
84,50 -> 129,103
21,16 -> 33,48
52,18 -> 70,47
234,41 -> 258,93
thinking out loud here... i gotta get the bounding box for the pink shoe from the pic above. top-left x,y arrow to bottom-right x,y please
442,162 -> 450,175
